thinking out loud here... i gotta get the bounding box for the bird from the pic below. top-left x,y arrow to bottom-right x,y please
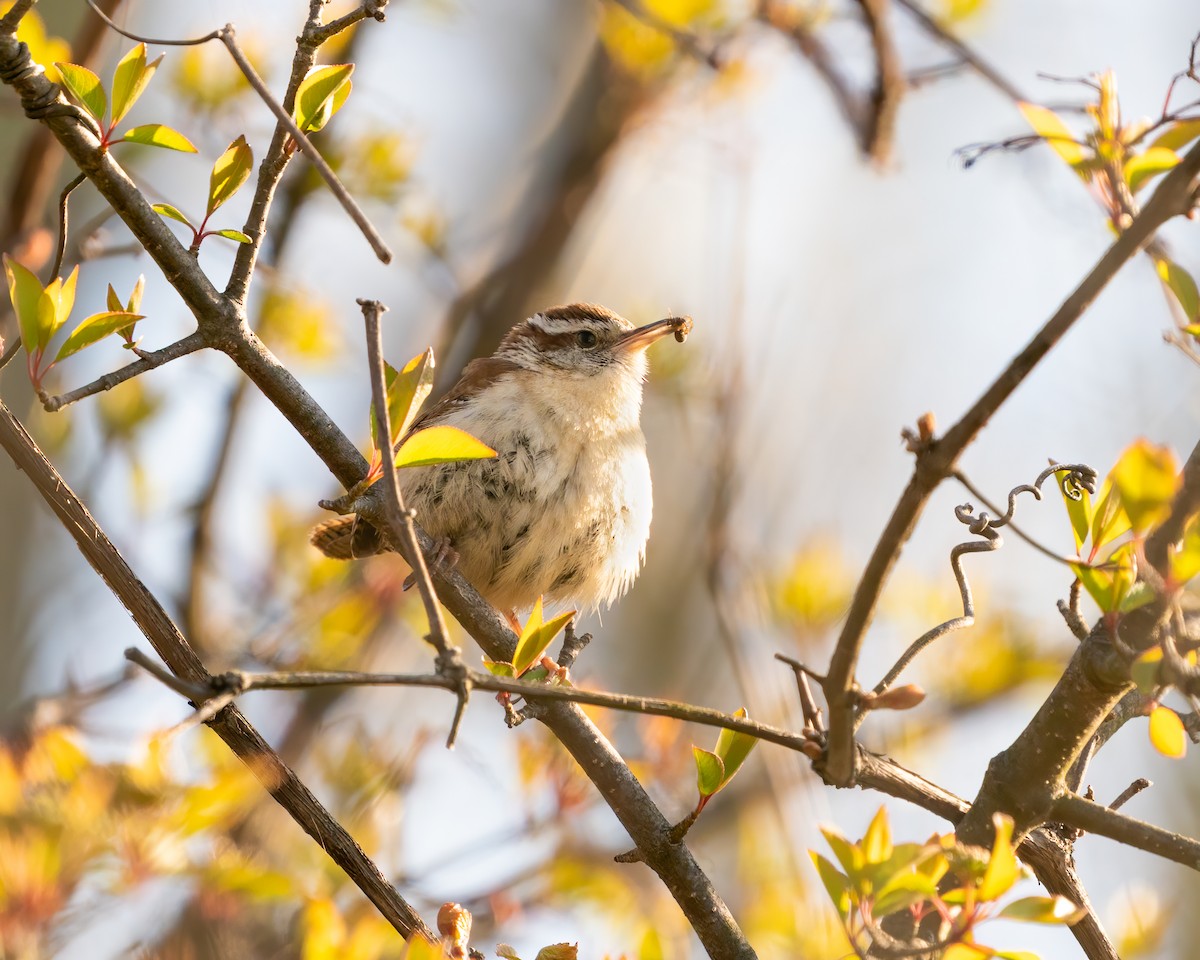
310,302 -> 692,623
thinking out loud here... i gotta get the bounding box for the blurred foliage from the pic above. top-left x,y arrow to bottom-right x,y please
812,807 -> 1084,959
0,1 -> 68,83
598,0 -> 724,78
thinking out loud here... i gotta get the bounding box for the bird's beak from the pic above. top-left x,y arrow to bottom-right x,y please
615,315 -> 694,353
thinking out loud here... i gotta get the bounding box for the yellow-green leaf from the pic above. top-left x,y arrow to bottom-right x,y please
293,63 -> 354,134
1111,439 -> 1179,534
3,254 -> 44,354
1150,117 -> 1200,152
1148,705 -> 1186,758
712,707 -> 758,787
533,946 -> 577,960
1089,478 -> 1131,553
36,265 -> 78,351
122,123 -> 197,152
1070,561 -> 1116,613
1131,646 -> 1163,696
693,746 -> 724,798
942,943 -> 990,960
372,349 -> 434,450
1055,463 -> 1092,552
873,872 -> 938,918
110,43 -> 162,126
394,425 -> 496,469
1018,102 -> 1089,177
1156,258 -> 1200,322
977,813 -> 1018,901
153,202 -> 194,227
212,228 -> 252,243
809,852 -> 851,917
54,61 -> 105,121
820,826 -> 864,880
999,894 -> 1086,924
862,805 -> 893,865
1169,516 -> 1200,584
1125,147 -> 1180,193
511,596 -> 576,677
207,135 -> 254,215
481,658 -> 514,678
55,311 -> 142,362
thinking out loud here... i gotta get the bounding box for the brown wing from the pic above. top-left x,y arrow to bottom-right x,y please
401,355 -> 522,441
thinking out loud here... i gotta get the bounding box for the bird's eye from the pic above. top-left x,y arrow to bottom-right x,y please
576,330 -> 598,348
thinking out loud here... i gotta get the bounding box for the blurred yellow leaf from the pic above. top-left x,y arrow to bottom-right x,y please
1148,705 -> 1186,758
1018,102 -> 1090,177
1124,146 -> 1180,192
258,286 -> 341,363
1111,439 -> 1179,534
302,897 -> 347,960
862,806 -> 892,865
0,4 -> 70,83
943,942 -> 990,960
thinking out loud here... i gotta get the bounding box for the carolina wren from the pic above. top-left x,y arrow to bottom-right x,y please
310,303 -> 693,618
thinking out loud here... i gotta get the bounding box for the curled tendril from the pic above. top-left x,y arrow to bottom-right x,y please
1053,463 -> 1098,502
864,460 -> 1097,706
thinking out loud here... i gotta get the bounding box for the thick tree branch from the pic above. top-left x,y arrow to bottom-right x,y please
822,137 -> 1200,786
0,397 -> 434,942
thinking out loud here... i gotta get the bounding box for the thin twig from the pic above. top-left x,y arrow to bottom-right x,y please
1109,778 -> 1151,811
359,298 -> 467,747
82,0 -> 391,263
50,172 -> 85,281
891,0 -> 1026,103
953,469 -> 1079,566
0,336 -> 20,374
309,0 -> 390,46
41,330 -> 206,411
1052,793 -> 1200,872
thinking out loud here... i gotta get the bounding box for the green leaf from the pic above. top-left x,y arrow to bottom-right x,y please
1118,580 -> 1155,613
862,806 -> 893,865
54,311 -> 142,362
693,747 -> 724,798
152,202 -> 194,228
1111,439 -> 1180,534
207,135 -> 254,216
212,228 -> 252,243
124,274 -> 145,314
994,953 -> 1042,960
3,254 -> 44,354
1124,147 -> 1180,192
712,707 -> 757,788
293,63 -> 354,133
510,597 -> 576,677
1149,117 -> 1200,152
1018,102 -> 1090,178
54,62 -> 106,122
872,872 -> 938,918
121,123 -> 197,152
1155,257 -> 1200,322
1054,463 -> 1092,552
110,43 -> 162,126
371,349 -> 435,450
977,813 -> 1018,901
809,852 -> 851,918
998,895 -> 1086,924
394,425 -> 496,469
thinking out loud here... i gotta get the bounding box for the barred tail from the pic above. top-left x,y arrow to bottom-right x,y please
309,515 -> 386,560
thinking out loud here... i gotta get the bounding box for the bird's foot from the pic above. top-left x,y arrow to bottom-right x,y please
402,537 -> 459,590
